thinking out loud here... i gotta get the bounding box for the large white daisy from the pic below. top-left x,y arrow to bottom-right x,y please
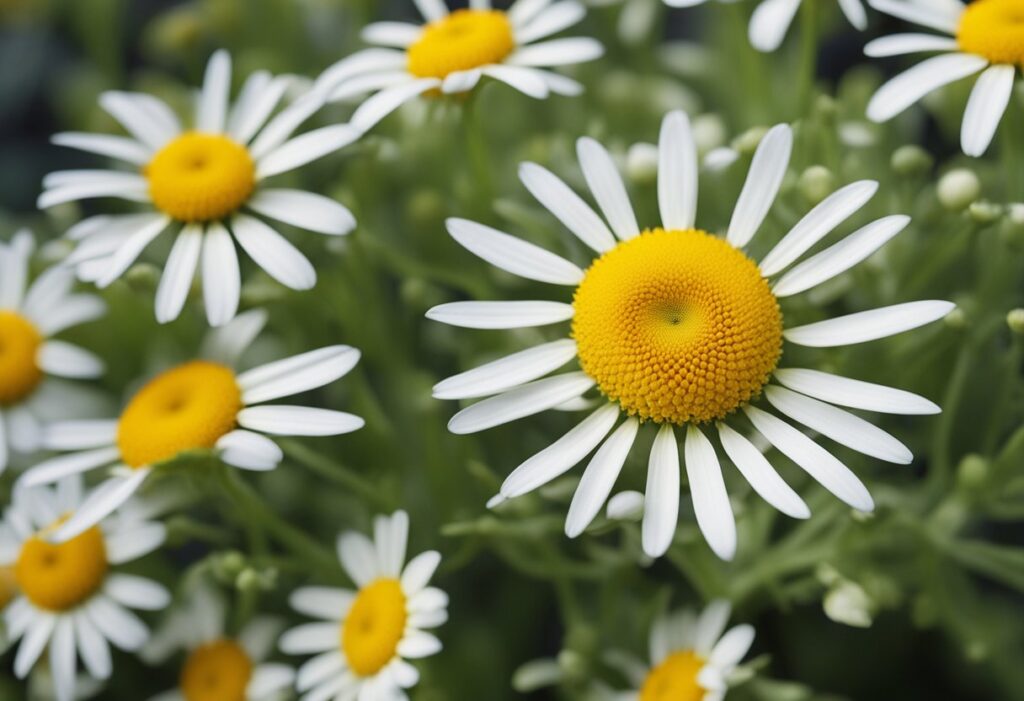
280,510 -> 447,701
0,230 -> 106,474
428,110 -> 954,561
315,0 -> 604,133
0,476 -> 169,701
42,49 -> 360,326
18,309 -> 364,542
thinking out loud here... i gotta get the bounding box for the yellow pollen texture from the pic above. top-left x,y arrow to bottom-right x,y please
117,361 -> 242,468
407,9 -> 516,79
0,310 -> 43,405
572,229 -> 782,425
146,132 -> 256,222
180,639 -> 253,701
15,524 -> 108,611
957,0 -> 1024,65
639,650 -> 707,701
342,578 -> 408,677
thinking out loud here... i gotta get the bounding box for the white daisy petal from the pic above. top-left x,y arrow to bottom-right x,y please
642,424 -> 680,558
237,406 -> 365,436
248,189 -> 356,236
838,0 -> 868,29
783,301 -> 955,347
515,1 -> 586,44
507,38 -> 604,67
239,345 -> 360,403
105,522 -> 166,564
340,530 -> 381,585
510,0 -> 553,26
40,420 -> 118,450
96,215 -> 172,288
708,623 -> 755,672
726,123 -> 792,249
249,90 -> 328,160
577,137 -> 639,240
99,91 -> 180,150
479,65 -> 549,99
685,425 -> 737,561
748,0 -> 802,53
225,70 -> 272,137
658,110 -> 699,231
86,596 -> 149,651
38,179 -> 150,209
432,339 -> 578,400
961,64 -> 1015,158
105,574 -> 170,610
693,600 -> 731,656
441,69 -> 483,94
519,162 -> 617,253
864,33 -> 961,58
351,78 -> 441,132
426,300 -> 575,329
74,612 -> 112,680
216,429 -> 284,471
447,372 -> 595,434
868,0 -> 962,34
155,226 -> 202,324
0,231 -> 31,308
296,651 -> 345,691
280,623 -> 340,654
18,447 -> 120,489
408,587 -> 448,613
397,631 -> 442,658
413,0 -> 448,21
231,76 -> 290,145
200,308 -> 268,366
201,224 -> 240,327
717,422 -> 809,519
315,48 -> 409,96
51,132 -> 151,165
361,22 -> 423,48
379,510 -> 408,577
565,418 -> 639,538
535,69 -> 584,96
290,587 -> 354,621
248,663 -> 295,698
51,471 -> 150,542
446,218 -> 584,285
33,295 -> 107,336
257,124 -> 361,178
36,341 -> 104,379
866,53 -> 988,123
231,213 -> 317,290
196,50 -> 231,133
773,368 -> 940,415
15,615 -> 55,678
401,551 -> 442,595
330,71 -> 416,102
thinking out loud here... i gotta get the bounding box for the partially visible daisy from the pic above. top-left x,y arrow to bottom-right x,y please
144,583 -> 293,701
315,0 -> 604,132
865,0 -> 1021,157
429,110 -> 953,560
0,476 -> 169,701
19,309 -> 364,542
281,511 -> 447,701
42,50 -> 360,326
0,230 -> 106,473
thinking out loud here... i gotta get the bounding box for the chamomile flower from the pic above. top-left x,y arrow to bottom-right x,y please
19,309 -> 364,542
281,511 -> 447,701
315,0 -> 604,132
0,230 -> 106,473
429,110 -> 954,560
865,0 -> 1022,157
0,476 -> 169,701
42,50 -> 360,326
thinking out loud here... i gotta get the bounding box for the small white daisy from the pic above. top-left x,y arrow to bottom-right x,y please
18,309 -> 364,542
280,511 -> 448,701
0,230 -> 106,473
429,110 -> 954,561
315,0 -> 604,132
865,0 -> 1022,157
0,476 -> 169,701
42,49 -> 360,326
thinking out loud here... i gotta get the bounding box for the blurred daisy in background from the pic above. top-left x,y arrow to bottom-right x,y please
315,0 -> 604,132
0,476 -> 168,701
866,0 -> 1022,157
42,50 -> 359,327
429,110 -> 953,561
281,510 -> 447,701
18,309 -> 364,542
0,230 -> 105,474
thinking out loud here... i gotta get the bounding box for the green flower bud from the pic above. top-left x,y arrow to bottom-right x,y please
937,169 -> 981,211
823,580 -> 873,628
957,453 -> 989,490
1007,308 -> 1024,334
733,127 -> 769,157
944,307 -> 967,330
692,113 -> 727,154
626,143 -> 658,185
891,145 -> 933,176
125,262 -> 160,289
968,200 -> 1002,224
799,165 -> 836,205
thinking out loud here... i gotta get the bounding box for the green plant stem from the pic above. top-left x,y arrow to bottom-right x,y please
795,0 -> 819,116
462,89 -> 495,209
281,439 -> 392,510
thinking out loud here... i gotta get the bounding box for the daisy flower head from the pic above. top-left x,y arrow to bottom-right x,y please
0,476 -> 169,701
42,49 -> 360,327
865,0 -> 1022,157
0,230 -> 106,473
281,510 -> 447,701
429,110 -> 954,561
316,0 -> 604,133
18,309 -> 365,542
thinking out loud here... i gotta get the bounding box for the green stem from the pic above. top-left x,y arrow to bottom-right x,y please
462,90 -> 495,210
795,0 -> 819,116
280,439 -> 392,510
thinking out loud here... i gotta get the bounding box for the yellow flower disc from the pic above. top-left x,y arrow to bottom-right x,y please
639,650 -> 707,701
407,9 -> 516,79
15,525 -> 108,611
117,361 -> 242,468
0,311 -> 43,406
342,578 -> 408,677
146,132 -> 256,222
180,639 -> 253,701
572,229 -> 782,425
957,0 -> 1024,65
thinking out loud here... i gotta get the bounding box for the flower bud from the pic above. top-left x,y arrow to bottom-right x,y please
1007,308 -> 1024,335
606,491 -> 644,521
733,127 -> 769,156
891,145 -> 933,176
799,165 -> 836,205
937,169 -> 980,211
968,200 -> 1002,225
823,580 -> 873,628
692,113 -> 727,154
957,453 -> 989,490
626,143 -> 659,184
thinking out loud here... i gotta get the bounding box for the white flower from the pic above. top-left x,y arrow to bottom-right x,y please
42,50 -> 360,326
429,110 -> 954,561
280,511 -> 447,701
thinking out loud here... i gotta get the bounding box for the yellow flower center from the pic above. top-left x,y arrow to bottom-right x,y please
639,650 -> 707,701
146,132 -> 256,222
957,0 -> 1024,65
15,523 -> 108,611
572,229 -> 782,425
117,361 -> 242,468
341,578 -> 408,677
180,639 -> 253,701
0,310 -> 43,406
407,9 -> 516,79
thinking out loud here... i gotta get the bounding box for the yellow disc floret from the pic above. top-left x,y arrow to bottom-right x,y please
957,0 -> 1024,65
342,578 -> 408,677
15,524 -> 108,611
0,311 -> 43,405
147,132 -> 256,222
639,650 -> 707,701
572,229 -> 782,425
407,9 -> 516,80
117,361 -> 242,468
180,639 -> 253,701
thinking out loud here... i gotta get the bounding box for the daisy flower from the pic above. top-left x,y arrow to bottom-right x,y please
18,309 -> 365,542
0,230 -> 106,473
428,110 -> 954,560
315,0 -> 604,133
0,476 -> 169,701
41,49 -> 360,326
865,0 -> 1022,157
144,583 -> 294,701
280,511 -> 448,701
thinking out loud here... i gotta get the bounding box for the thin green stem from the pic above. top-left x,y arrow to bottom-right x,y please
462,90 -> 495,209
280,439 -> 392,510
795,0 -> 819,116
